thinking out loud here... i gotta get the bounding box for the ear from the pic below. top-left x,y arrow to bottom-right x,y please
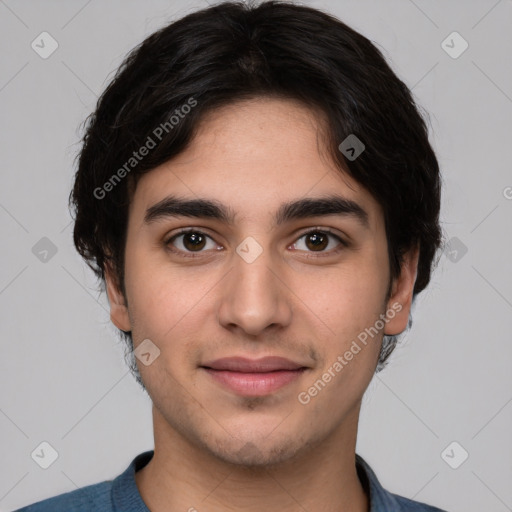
384,245 -> 420,336
104,262 -> 132,332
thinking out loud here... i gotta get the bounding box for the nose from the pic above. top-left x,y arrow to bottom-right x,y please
216,243 -> 293,337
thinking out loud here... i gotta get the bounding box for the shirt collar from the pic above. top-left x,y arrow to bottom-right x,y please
356,453 -> 403,510
112,450 -> 401,511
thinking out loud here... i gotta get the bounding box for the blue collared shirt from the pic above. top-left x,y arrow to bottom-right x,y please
14,450 -> 448,511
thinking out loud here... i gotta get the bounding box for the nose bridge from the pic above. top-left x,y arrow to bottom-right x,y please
234,245 -> 277,298
217,235 -> 292,335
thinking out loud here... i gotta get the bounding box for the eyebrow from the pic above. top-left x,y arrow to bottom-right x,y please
144,194 -> 369,228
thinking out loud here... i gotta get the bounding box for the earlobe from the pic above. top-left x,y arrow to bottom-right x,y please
104,262 -> 132,332
384,245 -> 420,336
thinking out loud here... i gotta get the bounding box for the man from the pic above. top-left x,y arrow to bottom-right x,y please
16,1 -> 447,510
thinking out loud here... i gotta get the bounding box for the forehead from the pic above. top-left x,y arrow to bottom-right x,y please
129,97 -> 383,228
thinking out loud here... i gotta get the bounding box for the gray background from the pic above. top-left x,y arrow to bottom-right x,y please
1,1 -> 511,511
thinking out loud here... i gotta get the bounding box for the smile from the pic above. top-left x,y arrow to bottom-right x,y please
201,368 -> 307,396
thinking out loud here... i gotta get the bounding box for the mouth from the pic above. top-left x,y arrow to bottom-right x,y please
200,356 -> 309,396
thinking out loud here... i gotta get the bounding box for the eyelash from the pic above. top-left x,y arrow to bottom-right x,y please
163,227 -> 347,259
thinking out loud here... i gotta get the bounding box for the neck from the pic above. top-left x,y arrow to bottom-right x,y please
135,406 -> 369,512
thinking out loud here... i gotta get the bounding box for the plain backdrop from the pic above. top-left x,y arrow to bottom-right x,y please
1,1 -> 511,511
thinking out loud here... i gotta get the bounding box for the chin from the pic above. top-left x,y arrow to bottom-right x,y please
202,429 -> 311,469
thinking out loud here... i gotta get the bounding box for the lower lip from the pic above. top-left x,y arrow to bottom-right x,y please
202,368 -> 306,396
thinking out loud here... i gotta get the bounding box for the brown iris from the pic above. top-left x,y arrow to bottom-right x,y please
303,232 -> 329,251
182,232 -> 207,251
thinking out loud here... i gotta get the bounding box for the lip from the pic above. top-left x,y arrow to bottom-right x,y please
201,356 -> 305,372
200,356 -> 308,396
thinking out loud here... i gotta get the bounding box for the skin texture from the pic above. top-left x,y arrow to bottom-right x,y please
105,97 -> 419,512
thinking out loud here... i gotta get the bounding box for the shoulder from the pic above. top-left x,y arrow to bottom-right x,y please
355,454 -> 449,512
13,480 -> 114,511
13,451 -> 154,512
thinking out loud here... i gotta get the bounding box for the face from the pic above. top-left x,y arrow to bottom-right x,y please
106,97 -> 418,467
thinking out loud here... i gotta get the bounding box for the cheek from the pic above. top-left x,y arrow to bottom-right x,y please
306,264 -> 388,333
122,233 -> 247,390
123,243 -> 223,345
299,272 -> 384,406
126,275 -> 199,339
299,258 -> 388,383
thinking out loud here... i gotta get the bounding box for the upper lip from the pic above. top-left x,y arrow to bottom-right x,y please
201,356 -> 306,373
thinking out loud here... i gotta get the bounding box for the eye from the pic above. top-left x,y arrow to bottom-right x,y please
289,228 -> 346,257
165,229 -> 220,258
164,227 -> 347,259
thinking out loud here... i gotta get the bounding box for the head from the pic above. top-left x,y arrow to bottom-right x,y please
71,1 -> 442,466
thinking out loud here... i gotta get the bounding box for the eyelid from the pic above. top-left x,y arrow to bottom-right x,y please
164,228 -> 221,258
164,226 -> 347,258
293,225 -> 346,241
290,226 -> 348,257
